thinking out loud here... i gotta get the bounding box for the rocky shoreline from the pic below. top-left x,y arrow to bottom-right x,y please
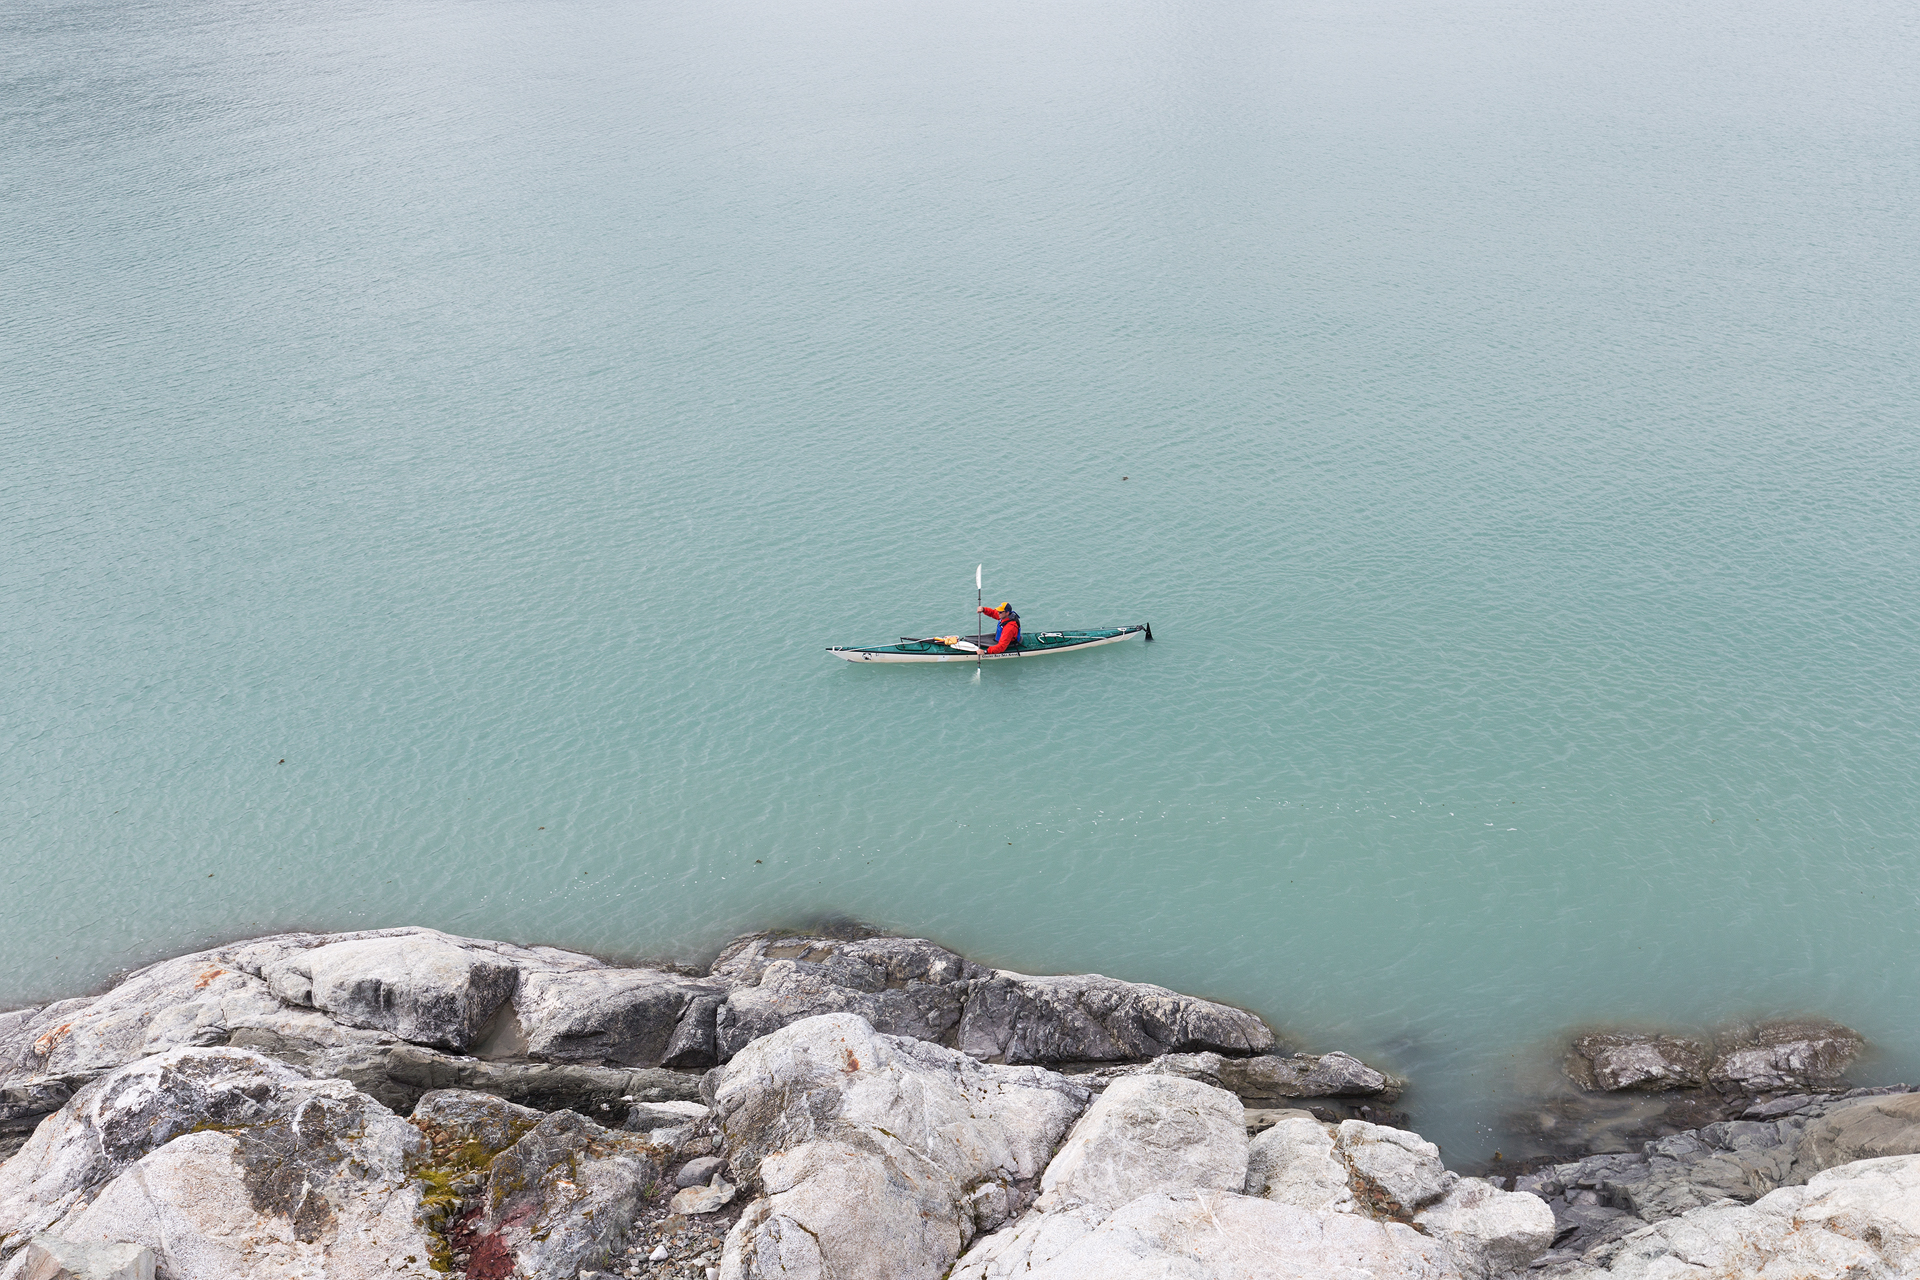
0,924 -> 1915,1279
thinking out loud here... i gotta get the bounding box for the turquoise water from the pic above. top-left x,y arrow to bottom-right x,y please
5,0 -> 1917,1160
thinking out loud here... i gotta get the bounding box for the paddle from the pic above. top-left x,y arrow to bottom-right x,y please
975,565 -> 983,669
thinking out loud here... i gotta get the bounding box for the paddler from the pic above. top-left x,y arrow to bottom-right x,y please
977,601 -> 1021,654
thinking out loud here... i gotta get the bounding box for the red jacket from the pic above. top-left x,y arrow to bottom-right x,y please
979,606 -> 1020,654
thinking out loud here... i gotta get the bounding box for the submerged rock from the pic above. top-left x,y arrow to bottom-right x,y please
1566,1033 -> 1710,1093
1559,1020 -> 1864,1101
1708,1020 -> 1865,1094
1515,1085 -> 1920,1264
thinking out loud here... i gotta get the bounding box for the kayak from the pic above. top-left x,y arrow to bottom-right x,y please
828,624 -> 1152,664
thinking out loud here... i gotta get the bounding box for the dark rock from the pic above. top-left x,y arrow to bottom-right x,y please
1544,1198 -> 1638,1255
675,1155 -> 725,1188
0,1077 -> 73,1123
1142,1050 -> 1402,1104
662,993 -> 726,1067
956,971 -> 1273,1064
515,968 -> 729,1067
709,933 -> 985,1060
383,1043 -> 702,1120
475,1110 -> 666,1280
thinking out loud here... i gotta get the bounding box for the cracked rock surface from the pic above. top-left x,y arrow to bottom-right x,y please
706,1012 -> 1090,1280
0,1047 -> 436,1279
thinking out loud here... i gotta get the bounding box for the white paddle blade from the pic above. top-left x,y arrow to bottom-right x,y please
952,640 -> 982,653
975,564 -> 982,589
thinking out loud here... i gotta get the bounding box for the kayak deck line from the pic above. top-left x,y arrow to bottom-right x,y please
827,624 -> 1151,664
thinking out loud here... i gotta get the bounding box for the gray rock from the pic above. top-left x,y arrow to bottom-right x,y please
708,1012 -> 1089,1280
475,1109 -> 666,1280
1542,1198 -> 1639,1255
1566,1033 -> 1709,1092
0,1047 -> 436,1279
1795,1091 -> 1920,1174
1412,1177 -> 1554,1277
1143,1049 -> 1401,1103
1708,1020 -> 1864,1094
0,958 -> 383,1103
0,1079 -> 73,1125
1332,1119 -> 1454,1215
950,1075 -> 1249,1280
1035,1074 -> 1248,1214
217,1028 -> 418,1112
962,1190 -> 1458,1280
221,927 -> 608,982
1244,1115 -> 1353,1212
709,931 -> 982,988
0,927 -> 614,1118
1743,1091 -> 1821,1118
1587,1154 -> 1920,1279
411,1087 -> 545,1154
383,1041 -> 703,1117
677,1155 -> 727,1187
626,1100 -> 709,1136
957,971 -> 1274,1065
9,1236 -> 154,1280
710,933 -> 984,1060
262,931 -> 519,1050
0,1004 -> 92,1087
516,967 -> 730,1067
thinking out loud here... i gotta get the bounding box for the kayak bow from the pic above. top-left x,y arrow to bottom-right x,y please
827,625 -> 1151,664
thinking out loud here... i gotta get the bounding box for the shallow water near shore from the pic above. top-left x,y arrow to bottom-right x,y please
5,0 -> 1918,1161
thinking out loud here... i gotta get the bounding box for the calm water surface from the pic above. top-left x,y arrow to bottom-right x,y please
4,0 -> 1917,1159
